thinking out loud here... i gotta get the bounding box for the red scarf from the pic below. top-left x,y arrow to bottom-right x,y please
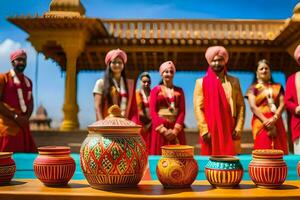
202,67 -> 235,155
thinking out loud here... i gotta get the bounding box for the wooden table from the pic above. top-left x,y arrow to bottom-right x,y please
0,179 -> 299,200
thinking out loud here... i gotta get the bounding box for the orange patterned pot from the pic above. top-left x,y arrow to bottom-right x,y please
298,161 -> 300,177
156,145 -> 198,188
0,152 -> 16,184
80,105 -> 148,190
205,156 -> 243,188
34,146 -> 75,186
248,149 -> 287,188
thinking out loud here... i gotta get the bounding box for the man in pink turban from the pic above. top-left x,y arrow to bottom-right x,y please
93,48 -> 138,123
285,44 -> 300,154
194,46 -> 245,155
149,60 -> 186,155
0,49 -> 36,152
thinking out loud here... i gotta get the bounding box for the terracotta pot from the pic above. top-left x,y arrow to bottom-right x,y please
0,152 -> 16,184
34,146 -> 75,186
205,156 -> 243,188
248,149 -> 287,188
80,105 -> 148,190
298,161 -> 300,177
156,145 -> 198,188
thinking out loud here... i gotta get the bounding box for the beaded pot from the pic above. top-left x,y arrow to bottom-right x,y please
80,105 -> 148,190
205,156 -> 243,188
34,146 -> 75,186
248,149 -> 287,188
0,152 -> 16,184
156,145 -> 198,188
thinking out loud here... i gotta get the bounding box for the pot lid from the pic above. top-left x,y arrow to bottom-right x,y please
88,105 -> 141,132
0,152 -> 13,159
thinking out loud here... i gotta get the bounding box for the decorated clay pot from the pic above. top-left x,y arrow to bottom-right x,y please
34,146 -> 75,186
80,105 -> 148,190
205,156 -> 243,188
0,152 -> 16,184
156,145 -> 198,188
248,149 -> 287,188
298,161 -> 300,177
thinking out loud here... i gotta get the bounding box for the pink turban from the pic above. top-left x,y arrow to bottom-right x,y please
105,49 -> 127,66
205,46 -> 229,65
294,45 -> 300,64
10,49 -> 27,62
159,61 -> 176,75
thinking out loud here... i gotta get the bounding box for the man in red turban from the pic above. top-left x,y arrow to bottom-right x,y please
285,44 -> 300,154
193,46 -> 245,155
0,49 -> 36,152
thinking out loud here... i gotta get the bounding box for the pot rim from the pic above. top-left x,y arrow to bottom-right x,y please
38,146 -> 71,154
0,152 -> 13,159
209,156 -> 240,162
161,145 -> 194,150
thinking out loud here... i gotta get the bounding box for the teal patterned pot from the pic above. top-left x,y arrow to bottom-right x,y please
205,156 -> 243,188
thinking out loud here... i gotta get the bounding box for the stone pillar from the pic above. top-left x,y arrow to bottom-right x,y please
60,46 -> 80,130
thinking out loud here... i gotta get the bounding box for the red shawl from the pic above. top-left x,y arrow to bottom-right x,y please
201,67 -> 235,155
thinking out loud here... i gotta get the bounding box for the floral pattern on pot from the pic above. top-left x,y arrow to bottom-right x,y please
80,105 -> 148,190
156,145 -> 198,188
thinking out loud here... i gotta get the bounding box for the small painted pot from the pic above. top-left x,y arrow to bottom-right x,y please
156,145 -> 198,188
0,152 -> 16,184
34,146 -> 75,186
205,156 -> 243,188
248,149 -> 287,188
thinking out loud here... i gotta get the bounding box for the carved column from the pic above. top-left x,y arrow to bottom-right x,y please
60,46 -> 81,130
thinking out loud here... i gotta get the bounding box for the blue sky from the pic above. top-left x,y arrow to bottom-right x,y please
0,0 -> 298,129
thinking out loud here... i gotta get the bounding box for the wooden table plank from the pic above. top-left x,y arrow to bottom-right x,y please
0,179 -> 299,200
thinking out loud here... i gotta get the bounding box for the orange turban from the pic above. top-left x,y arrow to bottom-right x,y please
10,49 -> 27,62
105,49 -> 127,66
159,61 -> 176,75
294,45 -> 300,64
205,46 -> 229,65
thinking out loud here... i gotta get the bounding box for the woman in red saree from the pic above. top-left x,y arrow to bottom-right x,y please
149,61 -> 186,155
93,49 -> 138,123
136,72 -> 152,150
247,59 -> 288,154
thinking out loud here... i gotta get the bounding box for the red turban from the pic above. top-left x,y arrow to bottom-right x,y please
294,45 -> 300,64
105,49 -> 127,66
205,46 -> 229,65
10,49 -> 27,62
159,61 -> 176,75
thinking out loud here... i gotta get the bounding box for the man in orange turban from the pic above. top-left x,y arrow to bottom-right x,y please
285,44 -> 300,154
193,46 -> 245,155
0,49 -> 36,152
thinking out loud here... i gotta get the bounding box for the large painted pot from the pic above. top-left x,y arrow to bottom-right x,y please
248,149 -> 287,188
156,145 -> 198,188
0,152 -> 16,184
34,146 -> 76,186
80,105 -> 148,190
205,156 -> 243,188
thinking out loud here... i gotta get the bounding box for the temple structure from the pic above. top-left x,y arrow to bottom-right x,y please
7,0 -> 300,130
29,105 -> 52,130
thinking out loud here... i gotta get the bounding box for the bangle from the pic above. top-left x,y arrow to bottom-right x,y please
273,114 -> 279,120
14,114 -> 18,119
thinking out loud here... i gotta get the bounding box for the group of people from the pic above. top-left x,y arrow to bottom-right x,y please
1,45 -> 300,155
93,45 -> 300,156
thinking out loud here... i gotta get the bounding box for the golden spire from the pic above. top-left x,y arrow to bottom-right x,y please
44,0 -> 86,18
292,2 -> 300,20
